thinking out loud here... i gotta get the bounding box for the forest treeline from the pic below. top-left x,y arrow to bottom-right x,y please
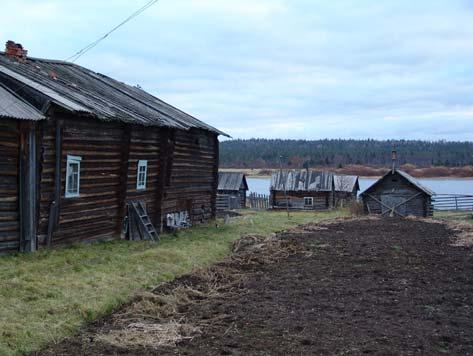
220,139 -> 473,168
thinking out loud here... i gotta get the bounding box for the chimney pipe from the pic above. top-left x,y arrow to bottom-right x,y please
392,149 -> 397,173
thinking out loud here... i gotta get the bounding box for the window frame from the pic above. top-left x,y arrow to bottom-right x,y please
304,197 -> 314,207
65,155 -> 82,198
136,160 -> 148,190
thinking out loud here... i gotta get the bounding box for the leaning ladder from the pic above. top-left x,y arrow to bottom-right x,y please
128,201 -> 159,242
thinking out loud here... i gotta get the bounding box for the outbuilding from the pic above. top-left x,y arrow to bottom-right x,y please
270,170 -> 335,210
0,41 -> 227,254
334,174 -> 360,207
217,172 -> 248,211
360,169 -> 434,217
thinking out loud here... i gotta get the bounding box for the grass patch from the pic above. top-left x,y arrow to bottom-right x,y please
0,210 -> 344,354
434,210 -> 473,224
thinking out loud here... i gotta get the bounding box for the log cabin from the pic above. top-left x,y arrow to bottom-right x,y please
333,174 -> 360,207
0,41 -> 227,254
360,169 -> 434,217
217,172 -> 248,211
270,170 -> 335,210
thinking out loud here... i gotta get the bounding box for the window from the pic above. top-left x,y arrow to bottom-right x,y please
137,160 -> 148,190
65,155 -> 81,198
304,197 -> 313,206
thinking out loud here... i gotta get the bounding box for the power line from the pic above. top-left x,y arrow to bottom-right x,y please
67,0 -> 160,62
0,0 -> 160,115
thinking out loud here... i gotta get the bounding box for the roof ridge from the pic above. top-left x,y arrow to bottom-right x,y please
0,52 -> 227,135
0,51 -> 75,66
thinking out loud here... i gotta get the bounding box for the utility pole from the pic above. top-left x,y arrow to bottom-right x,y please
279,155 -> 290,219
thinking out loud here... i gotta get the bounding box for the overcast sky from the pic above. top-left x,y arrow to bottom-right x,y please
2,0 -> 473,141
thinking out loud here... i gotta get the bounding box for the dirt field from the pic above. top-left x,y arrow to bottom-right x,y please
39,218 -> 473,355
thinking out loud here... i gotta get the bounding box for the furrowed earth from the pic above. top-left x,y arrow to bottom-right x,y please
38,218 -> 473,355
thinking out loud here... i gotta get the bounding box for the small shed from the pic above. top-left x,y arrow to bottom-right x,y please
360,169 -> 434,217
270,170 -> 334,210
217,172 -> 248,211
334,174 -> 360,207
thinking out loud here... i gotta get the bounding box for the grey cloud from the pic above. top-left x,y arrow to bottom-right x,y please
2,0 -> 473,140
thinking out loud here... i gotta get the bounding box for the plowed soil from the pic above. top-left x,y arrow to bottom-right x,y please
39,218 -> 473,355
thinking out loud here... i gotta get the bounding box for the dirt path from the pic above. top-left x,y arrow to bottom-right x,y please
39,218 -> 473,355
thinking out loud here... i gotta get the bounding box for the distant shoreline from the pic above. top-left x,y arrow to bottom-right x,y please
219,167 -> 473,179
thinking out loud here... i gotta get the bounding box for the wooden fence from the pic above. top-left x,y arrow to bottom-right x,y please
432,194 -> 473,212
248,193 -> 270,210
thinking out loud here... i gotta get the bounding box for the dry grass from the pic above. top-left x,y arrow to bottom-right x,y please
445,221 -> 473,247
231,233 -> 312,265
97,320 -> 201,349
412,210 -> 473,246
349,201 -> 365,216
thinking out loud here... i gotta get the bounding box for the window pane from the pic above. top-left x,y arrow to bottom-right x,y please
67,173 -> 74,193
137,161 -> 147,189
72,171 -> 78,191
66,160 -> 80,196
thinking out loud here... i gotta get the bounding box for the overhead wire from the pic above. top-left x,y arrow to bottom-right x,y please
0,0 -> 160,114
66,0 -> 160,62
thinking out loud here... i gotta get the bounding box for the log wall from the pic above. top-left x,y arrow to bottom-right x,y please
271,191 -> 333,210
0,120 -> 20,253
2,115 -> 219,251
38,118 -> 124,245
124,126 -> 161,226
161,129 -> 218,227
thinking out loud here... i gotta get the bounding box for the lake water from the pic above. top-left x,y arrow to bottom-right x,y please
247,177 -> 473,196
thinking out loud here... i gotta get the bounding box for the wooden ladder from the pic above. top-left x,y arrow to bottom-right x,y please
128,201 -> 159,242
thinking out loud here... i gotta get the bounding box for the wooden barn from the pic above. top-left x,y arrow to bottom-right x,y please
0,41 -> 226,254
334,174 -> 360,207
360,169 -> 434,217
270,170 -> 335,210
217,172 -> 248,211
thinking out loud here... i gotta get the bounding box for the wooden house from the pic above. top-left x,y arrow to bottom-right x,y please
360,169 -> 434,217
334,174 -> 360,207
0,41 -> 226,254
270,170 -> 335,210
216,172 -> 248,211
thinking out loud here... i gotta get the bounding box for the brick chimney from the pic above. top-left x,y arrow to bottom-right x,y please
5,41 -> 28,60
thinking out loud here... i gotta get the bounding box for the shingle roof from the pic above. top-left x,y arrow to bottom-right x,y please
0,84 -> 45,120
270,170 -> 334,192
0,53 -> 227,135
218,172 -> 248,191
396,170 -> 435,196
334,175 -> 359,192
360,169 -> 435,197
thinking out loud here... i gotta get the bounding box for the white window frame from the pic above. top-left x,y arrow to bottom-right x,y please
136,160 -> 148,190
304,197 -> 314,206
65,155 -> 81,198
